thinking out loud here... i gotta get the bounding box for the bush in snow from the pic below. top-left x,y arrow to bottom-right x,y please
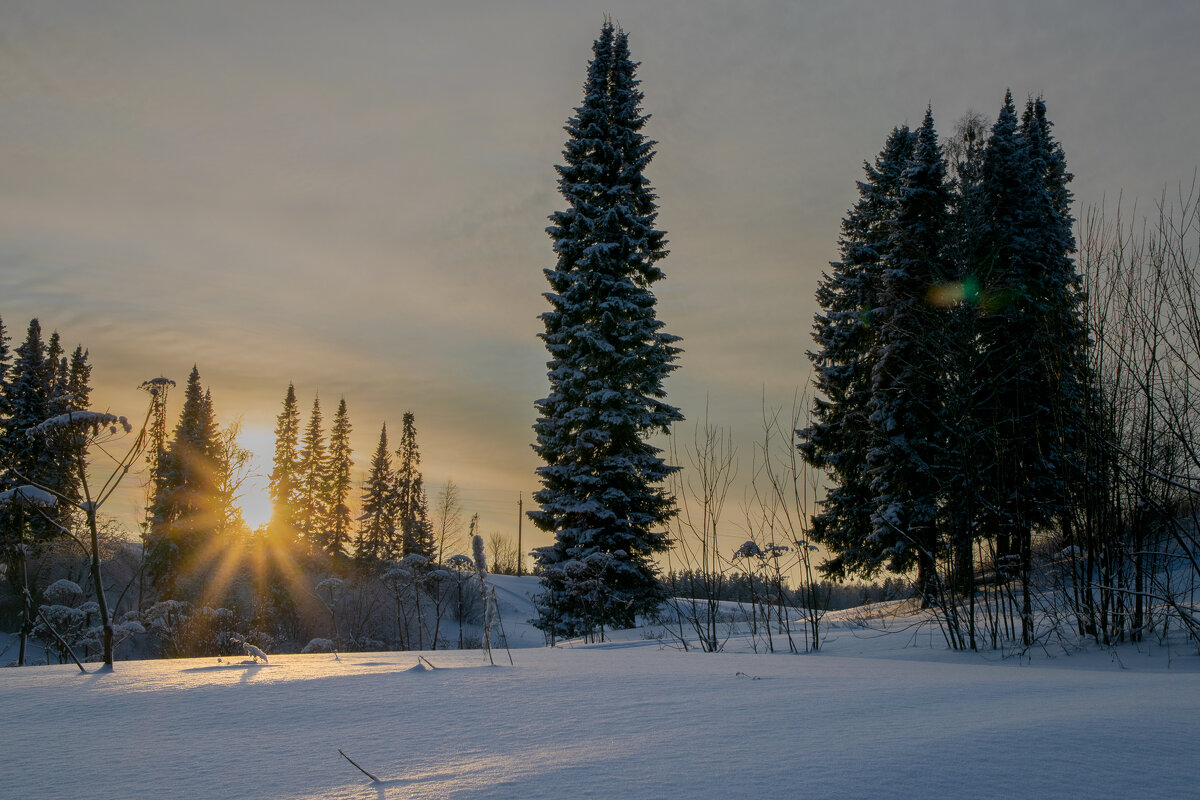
42,578 -> 85,608
33,603 -> 89,665
142,601 -> 255,659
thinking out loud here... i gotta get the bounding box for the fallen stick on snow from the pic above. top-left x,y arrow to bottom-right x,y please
338,749 -> 381,783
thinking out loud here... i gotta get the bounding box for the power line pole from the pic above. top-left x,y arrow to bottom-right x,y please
517,494 -> 523,576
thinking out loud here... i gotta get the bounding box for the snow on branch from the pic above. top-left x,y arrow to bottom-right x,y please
0,485 -> 58,508
30,410 -> 131,436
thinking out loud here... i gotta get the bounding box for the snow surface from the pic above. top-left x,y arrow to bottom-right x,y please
4,575 -> 1199,799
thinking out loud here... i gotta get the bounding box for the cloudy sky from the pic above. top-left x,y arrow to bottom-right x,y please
2,0 -> 1197,550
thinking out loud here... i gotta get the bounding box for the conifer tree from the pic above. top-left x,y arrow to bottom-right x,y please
394,411 -> 432,558
0,320 -> 55,664
799,126 -> 915,580
0,315 -> 10,401
296,395 -> 327,548
937,111 -> 991,601
531,22 -> 683,637
321,397 -> 353,558
0,316 -> 9,486
972,92 -> 1036,574
0,315 -> 8,524
66,347 -> 91,409
972,93 -> 1085,642
865,108 -> 952,601
141,377 -> 175,538
0,321 -> 59,544
146,366 -> 221,595
356,423 -> 397,563
268,384 -> 301,540
37,333 -> 91,517
1019,96 -> 1087,500
44,331 -> 64,403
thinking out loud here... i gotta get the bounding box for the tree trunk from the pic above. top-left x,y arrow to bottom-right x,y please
18,520 -> 30,666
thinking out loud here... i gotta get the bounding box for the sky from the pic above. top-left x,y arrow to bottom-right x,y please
2,0 -> 1197,555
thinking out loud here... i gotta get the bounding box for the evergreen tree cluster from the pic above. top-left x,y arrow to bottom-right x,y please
800,95 -> 1087,646
0,317 -> 93,553
531,22 -> 683,641
265,385 -> 431,564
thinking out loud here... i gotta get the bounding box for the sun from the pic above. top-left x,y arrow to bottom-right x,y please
235,424 -> 277,531
239,473 -> 274,530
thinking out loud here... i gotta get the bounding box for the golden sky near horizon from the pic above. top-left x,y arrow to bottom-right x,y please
2,0 -> 1197,553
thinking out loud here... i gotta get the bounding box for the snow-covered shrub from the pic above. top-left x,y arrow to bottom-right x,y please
31,580 -> 98,664
301,637 -> 335,654
43,579 -> 85,607
143,601 -> 247,658
242,629 -> 275,656
33,604 -> 89,664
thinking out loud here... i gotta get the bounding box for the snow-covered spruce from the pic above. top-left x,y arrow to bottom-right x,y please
798,125 -> 915,581
863,107 -> 951,599
530,21 -> 682,642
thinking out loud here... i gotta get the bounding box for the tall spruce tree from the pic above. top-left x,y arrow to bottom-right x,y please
356,423 -> 396,563
937,111 -> 991,604
268,384 -> 301,541
0,320 -> 54,665
0,316 -> 9,403
141,377 -> 175,539
296,395 -> 327,548
972,94 -> 1084,643
40,334 -> 90,516
0,315 -> 9,530
865,108 -> 952,601
0,317 -> 9,487
321,397 -> 353,558
0,320 -> 65,544
799,126 -> 916,580
3,321 -> 51,486
531,22 -> 683,637
394,411 -> 432,558
145,366 -> 221,596
973,93 -> 1035,577
1019,96 -> 1086,503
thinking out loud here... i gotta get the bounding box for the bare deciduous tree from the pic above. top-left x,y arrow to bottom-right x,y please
667,410 -> 737,652
432,479 -> 465,565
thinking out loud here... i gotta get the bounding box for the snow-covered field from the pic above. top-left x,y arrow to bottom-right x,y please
5,576 -> 1199,799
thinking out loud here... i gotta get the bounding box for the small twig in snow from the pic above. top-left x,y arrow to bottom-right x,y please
338,749 -> 382,783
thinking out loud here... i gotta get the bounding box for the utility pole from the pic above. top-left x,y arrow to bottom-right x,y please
517,494 -> 523,576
